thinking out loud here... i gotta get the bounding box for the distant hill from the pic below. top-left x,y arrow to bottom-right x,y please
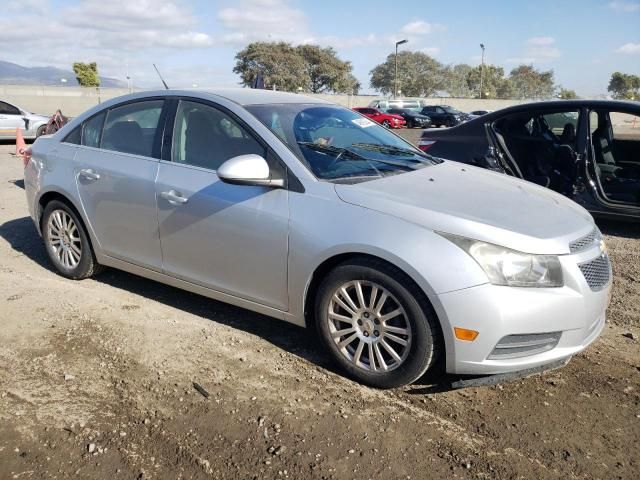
0,60 -> 127,88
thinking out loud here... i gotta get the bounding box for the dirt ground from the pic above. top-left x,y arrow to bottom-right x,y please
0,140 -> 639,480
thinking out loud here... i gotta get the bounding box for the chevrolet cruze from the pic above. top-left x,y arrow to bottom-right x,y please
24,90 -> 611,388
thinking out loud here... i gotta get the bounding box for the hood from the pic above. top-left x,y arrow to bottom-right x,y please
334,161 -> 594,255
389,114 -> 405,120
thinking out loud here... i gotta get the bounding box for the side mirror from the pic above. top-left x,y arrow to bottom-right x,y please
217,154 -> 284,188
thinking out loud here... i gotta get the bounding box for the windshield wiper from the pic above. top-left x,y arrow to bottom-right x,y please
349,143 -> 433,162
297,141 -> 416,171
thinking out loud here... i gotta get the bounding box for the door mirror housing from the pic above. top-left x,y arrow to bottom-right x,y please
217,154 -> 284,188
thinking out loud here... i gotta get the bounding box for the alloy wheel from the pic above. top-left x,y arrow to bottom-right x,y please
327,280 -> 412,372
47,209 -> 82,269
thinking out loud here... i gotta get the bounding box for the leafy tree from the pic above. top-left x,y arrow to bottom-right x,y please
72,62 -> 100,87
466,64 -> 511,99
233,42 -> 308,92
508,65 -> 555,99
296,45 -> 359,94
370,51 -> 444,97
442,64 -> 474,98
233,42 -> 359,93
557,87 -> 578,99
607,72 -> 640,100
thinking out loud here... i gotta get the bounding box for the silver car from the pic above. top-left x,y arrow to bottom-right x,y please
24,90 -> 611,388
0,100 -> 49,139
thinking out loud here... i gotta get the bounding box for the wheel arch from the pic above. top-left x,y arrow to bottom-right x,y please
36,190 -> 99,255
302,252 -> 445,349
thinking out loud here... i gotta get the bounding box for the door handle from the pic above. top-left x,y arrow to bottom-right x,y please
79,168 -> 100,181
160,189 -> 188,205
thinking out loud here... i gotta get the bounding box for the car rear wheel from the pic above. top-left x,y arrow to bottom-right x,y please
42,200 -> 103,279
382,120 -> 391,128
315,259 -> 440,388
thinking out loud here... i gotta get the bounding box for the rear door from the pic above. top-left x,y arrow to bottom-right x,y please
155,98 -> 289,310
74,99 -> 166,270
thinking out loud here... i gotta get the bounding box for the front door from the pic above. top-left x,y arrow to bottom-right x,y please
156,99 -> 289,310
74,99 -> 165,270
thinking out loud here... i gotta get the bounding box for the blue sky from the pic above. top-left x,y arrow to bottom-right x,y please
2,0 -> 639,96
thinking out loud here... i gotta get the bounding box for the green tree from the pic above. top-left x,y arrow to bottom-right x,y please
557,87 -> 578,99
233,42 -> 308,92
72,62 -> 100,87
607,72 -> 640,100
466,64 -> 511,99
508,65 -> 555,99
369,51 -> 444,97
296,45 -> 359,94
442,64 -> 473,97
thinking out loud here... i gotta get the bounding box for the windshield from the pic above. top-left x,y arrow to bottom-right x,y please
441,106 -> 461,114
246,104 -> 440,183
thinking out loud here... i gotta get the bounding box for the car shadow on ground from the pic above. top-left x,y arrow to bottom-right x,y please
596,219 -> 640,239
0,215 -> 490,393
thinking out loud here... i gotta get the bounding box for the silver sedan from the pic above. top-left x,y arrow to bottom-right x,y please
24,90 -> 611,388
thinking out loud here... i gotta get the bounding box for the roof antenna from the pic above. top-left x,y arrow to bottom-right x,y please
153,64 -> 170,90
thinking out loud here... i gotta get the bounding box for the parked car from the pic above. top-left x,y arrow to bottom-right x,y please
420,105 -> 469,127
386,108 -> 432,128
25,90 -> 610,388
353,107 -> 406,128
418,100 -> 640,221
0,100 -> 49,139
368,98 -> 424,111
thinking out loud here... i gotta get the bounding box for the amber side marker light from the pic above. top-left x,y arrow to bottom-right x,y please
454,327 -> 479,341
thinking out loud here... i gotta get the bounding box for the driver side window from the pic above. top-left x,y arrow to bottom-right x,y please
172,100 -> 266,171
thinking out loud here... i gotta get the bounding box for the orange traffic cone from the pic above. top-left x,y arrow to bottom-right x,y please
15,128 -> 27,157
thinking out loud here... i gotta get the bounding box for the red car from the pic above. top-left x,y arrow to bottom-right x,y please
352,107 -> 406,129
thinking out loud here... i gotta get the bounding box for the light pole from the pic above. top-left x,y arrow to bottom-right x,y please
479,43 -> 485,99
394,39 -> 408,99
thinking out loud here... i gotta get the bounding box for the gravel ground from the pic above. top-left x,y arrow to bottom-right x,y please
0,141 -> 639,480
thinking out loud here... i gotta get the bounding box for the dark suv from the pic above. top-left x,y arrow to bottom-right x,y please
420,105 -> 466,128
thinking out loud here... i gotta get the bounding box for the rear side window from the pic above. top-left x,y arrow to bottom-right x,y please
82,112 -> 106,148
63,127 -> 81,144
0,101 -> 20,115
171,100 -> 265,171
611,111 -> 640,141
102,100 -> 163,157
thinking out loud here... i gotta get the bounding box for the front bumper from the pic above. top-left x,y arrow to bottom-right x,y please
435,245 -> 611,375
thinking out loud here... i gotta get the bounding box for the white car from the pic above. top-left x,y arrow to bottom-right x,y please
0,100 -> 49,139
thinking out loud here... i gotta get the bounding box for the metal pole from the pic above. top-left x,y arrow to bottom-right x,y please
479,44 -> 485,99
394,43 -> 399,99
394,39 -> 408,99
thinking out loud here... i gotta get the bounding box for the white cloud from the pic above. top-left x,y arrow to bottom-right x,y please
608,1 -> 640,12
400,20 -> 443,35
527,36 -> 555,46
616,42 -> 640,54
420,47 -> 441,56
218,0 -> 310,44
507,37 -> 560,64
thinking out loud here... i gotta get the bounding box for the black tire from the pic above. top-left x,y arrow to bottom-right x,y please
36,125 -> 47,137
315,258 -> 441,389
41,200 -> 104,279
382,120 -> 391,128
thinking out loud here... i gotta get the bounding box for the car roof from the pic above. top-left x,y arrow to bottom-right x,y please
483,99 -> 639,118
97,88 -> 332,108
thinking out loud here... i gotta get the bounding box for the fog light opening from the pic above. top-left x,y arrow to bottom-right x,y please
454,327 -> 479,342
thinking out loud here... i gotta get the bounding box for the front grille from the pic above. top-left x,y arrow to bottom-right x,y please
579,254 -> 611,291
488,332 -> 562,360
569,228 -> 600,254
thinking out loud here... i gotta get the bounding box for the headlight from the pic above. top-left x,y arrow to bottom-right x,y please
439,233 -> 564,287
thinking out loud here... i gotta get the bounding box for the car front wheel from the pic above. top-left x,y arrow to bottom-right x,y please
42,200 -> 103,279
315,259 -> 441,388
382,120 -> 391,128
